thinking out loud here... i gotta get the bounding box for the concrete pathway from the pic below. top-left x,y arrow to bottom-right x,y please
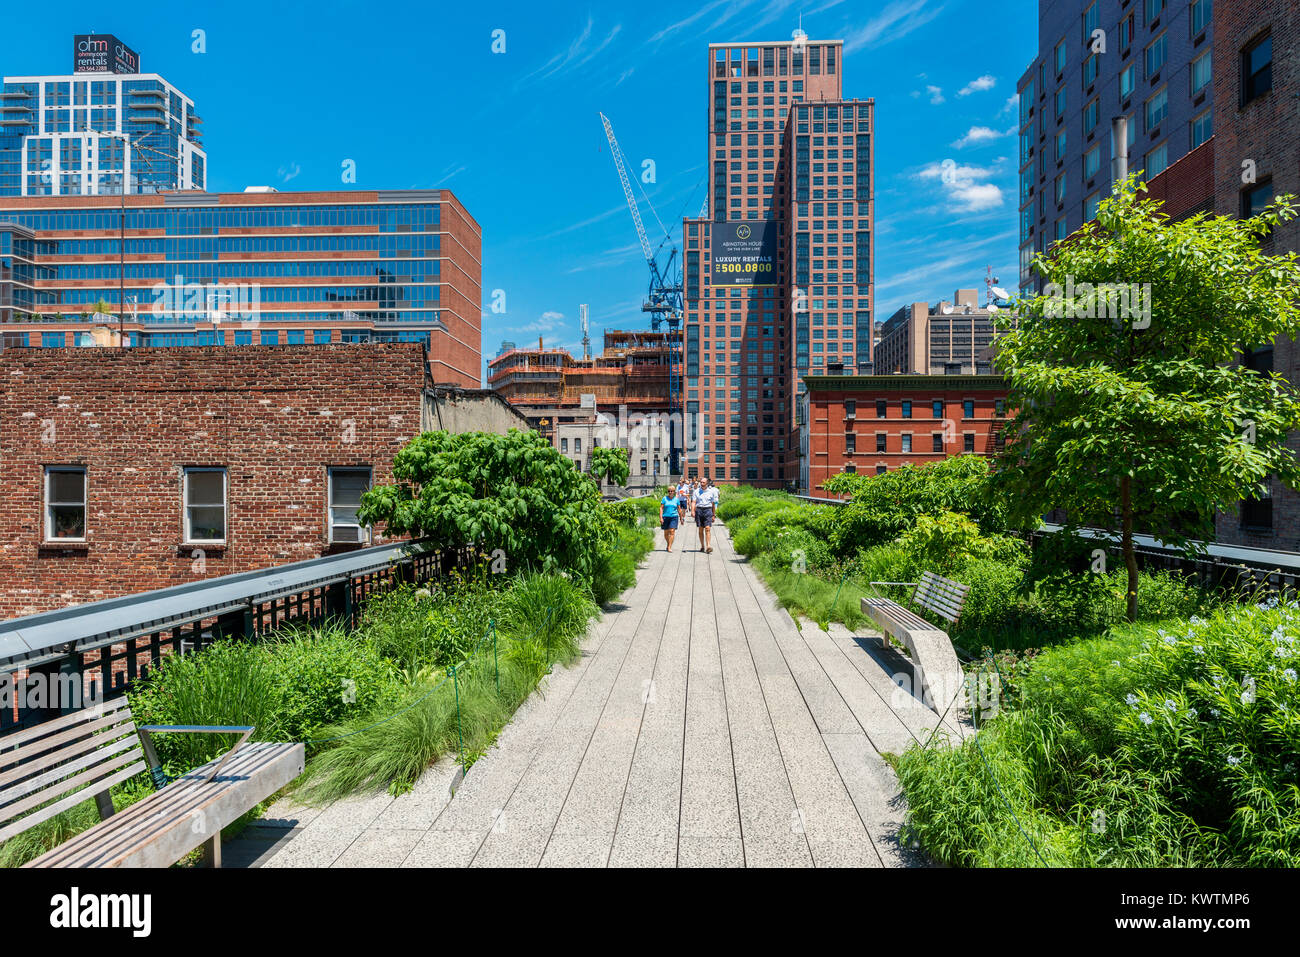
231,520 -> 969,868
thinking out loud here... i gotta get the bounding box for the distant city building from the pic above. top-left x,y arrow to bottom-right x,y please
682,35 -> 875,488
874,289 -> 999,375
1,35 -> 206,196
797,374 -> 1010,496
0,342 -> 524,617
487,329 -> 680,489
1017,0 -> 1216,294
0,188 -> 482,387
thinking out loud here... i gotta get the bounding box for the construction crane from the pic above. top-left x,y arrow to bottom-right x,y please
599,111 -> 685,476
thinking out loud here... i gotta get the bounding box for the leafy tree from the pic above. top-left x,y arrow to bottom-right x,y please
589,445 -> 630,487
358,429 -> 614,582
993,177 -> 1300,621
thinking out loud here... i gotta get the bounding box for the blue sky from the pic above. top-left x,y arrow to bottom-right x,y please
2,0 -> 1036,383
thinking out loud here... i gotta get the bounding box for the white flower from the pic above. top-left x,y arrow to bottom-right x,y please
1193,645 -> 1205,655
1285,669 -> 1298,683
1164,635 -> 1178,646
1165,699 -> 1178,711
1139,712 -> 1154,726
1126,693 -> 1139,707
1275,646 -> 1289,658
1210,708 -> 1221,718
1227,755 -> 1242,767
1188,709 -> 1198,720
1241,676 -> 1257,705
1190,616 -> 1204,625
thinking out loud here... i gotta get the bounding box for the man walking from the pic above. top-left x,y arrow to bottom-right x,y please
695,477 -> 719,553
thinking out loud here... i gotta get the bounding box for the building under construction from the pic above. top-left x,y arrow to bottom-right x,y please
487,328 -> 684,489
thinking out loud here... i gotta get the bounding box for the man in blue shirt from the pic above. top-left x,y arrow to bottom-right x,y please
659,489 -> 680,552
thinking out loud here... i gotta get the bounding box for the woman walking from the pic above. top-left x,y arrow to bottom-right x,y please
659,487 -> 681,552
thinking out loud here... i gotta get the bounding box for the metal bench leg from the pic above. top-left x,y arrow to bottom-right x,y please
93,790 -> 115,821
201,834 -> 222,869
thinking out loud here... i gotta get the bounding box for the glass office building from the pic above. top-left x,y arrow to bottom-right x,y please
0,189 -> 483,388
0,36 -> 205,196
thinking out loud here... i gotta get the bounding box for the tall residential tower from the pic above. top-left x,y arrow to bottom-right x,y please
683,35 -> 874,487
0,34 -> 206,196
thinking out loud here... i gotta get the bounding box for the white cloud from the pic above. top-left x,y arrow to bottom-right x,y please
951,125 -> 1013,148
999,93 -> 1018,116
916,160 -> 1005,211
957,74 -> 997,97
844,0 -> 944,54
916,84 -> 945,105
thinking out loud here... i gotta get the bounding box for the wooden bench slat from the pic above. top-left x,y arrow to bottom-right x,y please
31,744 -> 286,867
0,745 -> 144,829
0,761 -> 146,844
0,698 -> 130,758
28,743 -> 304,869
0,718 -> 138,790
0,731 -> 141,812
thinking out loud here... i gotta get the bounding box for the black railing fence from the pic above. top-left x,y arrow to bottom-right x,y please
0,541 -> 470,737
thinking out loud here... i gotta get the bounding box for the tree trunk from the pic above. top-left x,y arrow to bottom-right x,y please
1120,474 -> 1139,622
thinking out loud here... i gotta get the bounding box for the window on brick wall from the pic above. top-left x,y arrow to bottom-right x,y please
184,467 -> 227,544
329,467 -> 372,544
45,466 -> 86,541
1241,33 -> 1272,105
1240,484 -> 1273,529
964,434 -> 976,453
932,433 -> 944,452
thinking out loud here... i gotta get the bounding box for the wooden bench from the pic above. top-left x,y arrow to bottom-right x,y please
862,571 -> 971,716
0,697 -> 303,868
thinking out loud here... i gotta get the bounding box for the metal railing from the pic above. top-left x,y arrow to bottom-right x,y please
0,540 -> 470,737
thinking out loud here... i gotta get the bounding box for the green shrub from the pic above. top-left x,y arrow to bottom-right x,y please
823,456 -> 1017,559
897,600 -> 1300,867
602,500 -> 637,527
896,510 -> 1028,575
950,557 -> 1028,635
297,572 -> 597,800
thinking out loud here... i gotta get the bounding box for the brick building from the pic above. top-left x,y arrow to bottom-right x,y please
0,342 -> 510,617
0,188 -> 482,388
682,36 -> 875,489
1211,0 -> 1300,551
797,374 -> 1010,496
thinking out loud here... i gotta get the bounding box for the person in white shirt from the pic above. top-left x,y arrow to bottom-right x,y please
694,478 -> 720,553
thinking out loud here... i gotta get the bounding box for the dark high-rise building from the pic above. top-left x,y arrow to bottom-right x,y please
1017,0 -> 1215,294
683,34 -> 874,487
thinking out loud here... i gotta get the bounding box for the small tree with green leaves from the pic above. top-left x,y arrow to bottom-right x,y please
358,429 -> 614,582
993,176 -> 1300,621
589,445 -> 630,487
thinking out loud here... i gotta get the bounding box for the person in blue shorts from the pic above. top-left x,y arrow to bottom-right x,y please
659,489 -> 680,552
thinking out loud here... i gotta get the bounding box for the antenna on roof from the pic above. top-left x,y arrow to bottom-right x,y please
580,304 -> 591,361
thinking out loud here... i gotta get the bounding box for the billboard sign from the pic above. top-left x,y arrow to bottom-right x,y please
709,221 -> 778,287
74,35 -> 140,74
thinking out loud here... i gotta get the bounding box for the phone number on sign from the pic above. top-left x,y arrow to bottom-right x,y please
715,262 -> 773,273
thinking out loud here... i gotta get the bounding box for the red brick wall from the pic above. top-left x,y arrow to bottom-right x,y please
433,191 -> 484,388
804,382 -> 1008,496
0,343 -> 428,617
1212,0 -> 1300,551
1142,138 -> 1215,221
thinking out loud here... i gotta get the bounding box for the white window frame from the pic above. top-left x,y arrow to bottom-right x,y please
44,466 -> 87,542
328,466 -> 372,545
183,467 -> 227,545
